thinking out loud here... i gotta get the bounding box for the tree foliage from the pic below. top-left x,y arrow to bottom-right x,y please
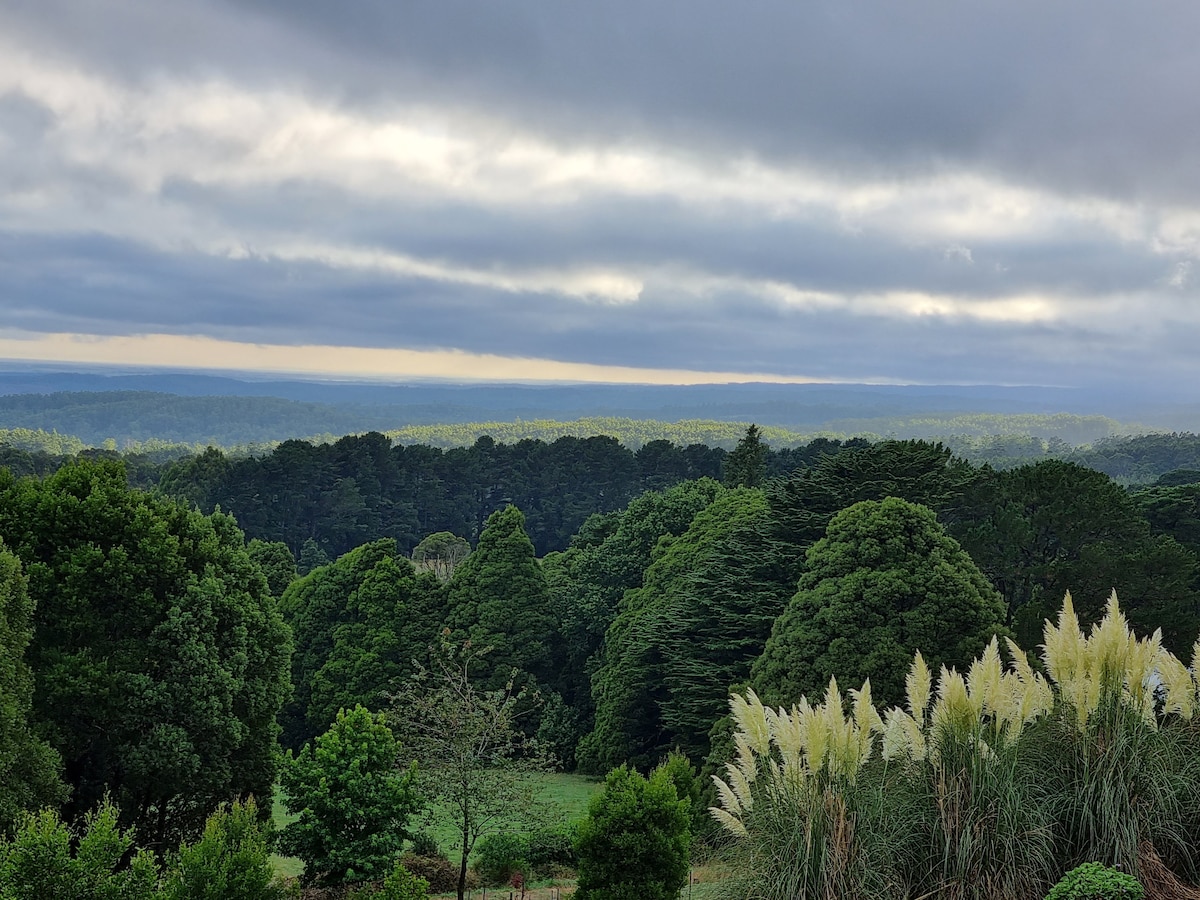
0,460 -> 291,850
280,538 -> 444,749
445,506 -> 554,690
573,763 -> 691,900
0,540 -> 64,833
279,705 -> 420,886
752,497 -> 1007,708
390,641 -> 553,900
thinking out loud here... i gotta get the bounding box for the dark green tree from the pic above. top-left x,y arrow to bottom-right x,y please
445,506 -> 554,689
722,424 -> 767,488
0,460 -> 291,851
573,763 -> 691,900
297,538 -> 330,576
584,488 -> 776,770
246,539 -> 297,598
280,539 -> 444,750
954,460 -> 1200,650
0,540 -> 65,833
752,497 -> 1007,708
280,705 -> 420,886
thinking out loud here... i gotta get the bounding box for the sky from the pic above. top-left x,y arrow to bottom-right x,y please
2,1 -> 1199,388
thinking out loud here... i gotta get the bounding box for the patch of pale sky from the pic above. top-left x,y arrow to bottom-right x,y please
0,330 -> 836,385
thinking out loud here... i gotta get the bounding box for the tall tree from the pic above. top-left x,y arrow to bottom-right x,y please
723,424 -> 768,488
583,488 -> 778,770
751,497 -> 1007,708
0,460 -> 291,851
0,539 -> 65,832
445,506 -> 554,690
280,538 -> 444,750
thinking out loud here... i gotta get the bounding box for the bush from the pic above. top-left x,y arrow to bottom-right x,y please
474,832 -> 530,885
0,800 -> 160,900
574,764 -> 691,900
528,823 -> 578,870
349,861 -> 430,900
1045,862 -> 1144,900
163,798 -> 288,900
399,854 -> 461,894
407,832 -> 442,859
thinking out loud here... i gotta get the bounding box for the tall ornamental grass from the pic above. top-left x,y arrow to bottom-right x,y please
712,592 -> 1200,900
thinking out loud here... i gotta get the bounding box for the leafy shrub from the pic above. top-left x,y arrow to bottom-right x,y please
528,823 -> 578,870
279,706 -> 420,885
163,798 -> 288,900
574,764 -> 691,900
349,861 -> 430,900
399,854 -> 460,894
474,831 -> 530,885
0,800 -> 160,900
1045,862 -> 1144,900
407,831 -> 442,859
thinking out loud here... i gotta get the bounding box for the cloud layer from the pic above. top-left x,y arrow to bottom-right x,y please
2,1 -> 1199,388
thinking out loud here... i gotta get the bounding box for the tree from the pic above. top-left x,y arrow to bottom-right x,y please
279,705 -> 420,886
445,506 -> 554,689
390,641 -> 554,900
0,460 -> 291,851
573,763 -> 691,900
163,798 -> 288,900
411,532 -> 471,582
279,538 -> 444,749
584,488 -> 777,770
723,424 -> 767,488
0,539 -> 65,833
751,497 -> 1007,708
954,460 -> 1200,651
246,539 -> 297,598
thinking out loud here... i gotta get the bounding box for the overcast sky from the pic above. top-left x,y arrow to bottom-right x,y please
2,1 -> 1199,387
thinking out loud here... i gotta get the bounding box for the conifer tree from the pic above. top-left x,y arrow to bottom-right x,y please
445,506 -> 554,689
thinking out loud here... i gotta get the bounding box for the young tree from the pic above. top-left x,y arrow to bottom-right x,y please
279,705 -> 421,886
390,641 -> 554,900
752,497 -> 1007,708
573,763 -> 692,900
163,798 -> 288,900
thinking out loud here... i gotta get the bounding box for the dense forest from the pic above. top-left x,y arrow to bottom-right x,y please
4,423 -> 1200,896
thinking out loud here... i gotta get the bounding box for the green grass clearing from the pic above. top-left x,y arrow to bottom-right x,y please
269,772 -> 603,878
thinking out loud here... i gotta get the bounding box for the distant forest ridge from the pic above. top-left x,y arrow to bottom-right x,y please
0,386 -> 1159,450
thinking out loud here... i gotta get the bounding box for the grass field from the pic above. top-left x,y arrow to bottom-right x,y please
270,772 -> 604,880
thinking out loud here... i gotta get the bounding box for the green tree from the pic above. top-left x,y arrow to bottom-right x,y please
280,538 -> 444,749
723,424 -> 767,488
955,460 -> 1200,651
279,705 -> 420,886
585,488 -> 777,770
411,532 -> 470,582
752,497 -> 1007,708
445,506 -> 554,689
246,539 -> 297,598
297,538 -> 330,576
390,641 -> 553,900
0,800 -> 161,900
0,460 -> 291,851
163,798 -> 287,900
0,540 -> 64,833
573,763 -> 691,900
